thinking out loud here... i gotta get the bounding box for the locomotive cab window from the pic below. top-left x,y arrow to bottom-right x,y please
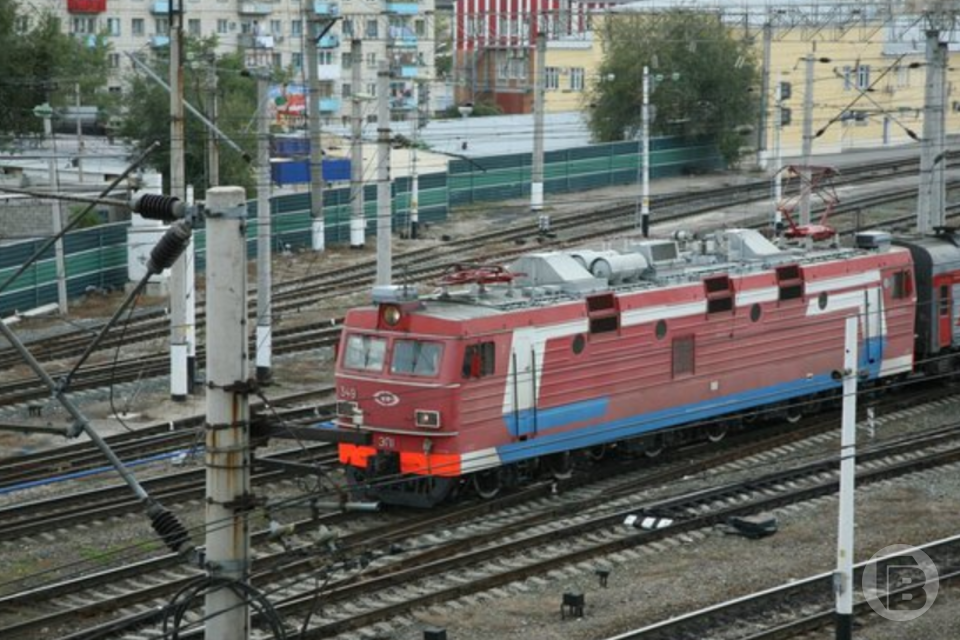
343,334 -> 387,372
462,341 -> 496,378
391,339 -> 443,377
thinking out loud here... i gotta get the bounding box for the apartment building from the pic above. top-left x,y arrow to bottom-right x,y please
44,0 -> 437,124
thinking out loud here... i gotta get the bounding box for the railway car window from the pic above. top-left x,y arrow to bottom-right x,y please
462,341 -> 496,378
776,264 -> 804,301
392,340 -> 443,376
891,271 -> 911,299
343,334 -> 387,371
940,285 -> 950,316
672,335 -> 695,377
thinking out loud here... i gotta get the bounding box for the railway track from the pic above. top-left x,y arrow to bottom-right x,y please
0,387 -> 333,491
0,169 -> 947,411
611,536 -> 960,640
2,392 -> 958,640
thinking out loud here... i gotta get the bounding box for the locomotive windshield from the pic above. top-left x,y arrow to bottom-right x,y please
343,334 -> 387,371
391,340 -> 443,376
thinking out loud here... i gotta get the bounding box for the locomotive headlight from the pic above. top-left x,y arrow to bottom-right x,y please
381,304 -> 402,326
415,410 -> 441,429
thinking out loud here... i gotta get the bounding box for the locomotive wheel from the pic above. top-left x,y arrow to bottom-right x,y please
587,444 -> 609,462
545,451 -> 574,480
706,423 -> 729,443
785,407 -> 803,424
643,435 -> 665,458
472,470 -> 501,499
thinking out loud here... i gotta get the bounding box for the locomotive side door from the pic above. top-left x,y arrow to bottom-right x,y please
934,274 -> 952,350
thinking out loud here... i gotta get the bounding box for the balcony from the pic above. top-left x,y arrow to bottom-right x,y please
319,97 -> 341,112
390,96 -> 416,111
313,1 -> 339,16
238,33 -> 275,49
150,1 -> 169,14
397,65 -> 419,78
68,0 -> 106,13
387,32 -> 418,48
318,34 -> 339,48
385,3 -> 418,15
238,1 -> 273,15
151,34 -> 170,47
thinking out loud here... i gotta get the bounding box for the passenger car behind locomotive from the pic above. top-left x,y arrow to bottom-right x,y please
323,227 -> 960,507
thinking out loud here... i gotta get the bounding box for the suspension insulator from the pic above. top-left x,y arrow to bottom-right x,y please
130,192 -> 186,222
146,220 -> 192,274
149,505 -> 192,554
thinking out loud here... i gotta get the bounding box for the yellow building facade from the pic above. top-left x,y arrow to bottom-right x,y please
543,11 -> 958,160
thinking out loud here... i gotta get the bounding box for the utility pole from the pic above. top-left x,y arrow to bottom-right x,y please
773,81 -> 784,232
350,39 -> 365,249
75,83 -> 84,184
410,80 -> 420,239
799,51 -> 814,227
203,186 -> 252,640
640,64 -> 650,238
256,71 -> 272,383
168,0 -> 192,400
36,104 -> 68,315
206,55 -> 220,188
758,21 -> 772,170
835,315 -> 858,640
531,31 -> 546,213
375,61 -> 392,286
305,5 -> 325,251
918,30 -> 946,233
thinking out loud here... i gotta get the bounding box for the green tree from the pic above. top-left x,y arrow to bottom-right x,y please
119,37 -> 258,197
0,3 -> 111,144
586,10 -> 760,166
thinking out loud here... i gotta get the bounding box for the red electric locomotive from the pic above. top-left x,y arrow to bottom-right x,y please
321,227 -> 960,507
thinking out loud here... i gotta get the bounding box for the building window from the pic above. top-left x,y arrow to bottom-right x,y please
132,18 -> 145,36
842,65 -> 852,91
155,18 -> 169,36
570,67 -> 584,91
291,20 -> 302,36
857,64 -> 871,90
272,53 -> 282,68
342,19 -> 353,36
72,17 -> 97,34
366,52 -> 377,68
216,19 -> 228,34
342,52 -> 352,68
897,64 -> 911,89
545,67 -> 559,90
270,19 -> 282,35
319,51 -> 333,65
366,19 -> 378,38
14,16 -> 29,33
106,18 -> 121,36
342,83 -> 351,97
188,19 -> 201,35
367,82 -> 377,97
415,19 -> 425,37
108,53 -> 120,68
108,86 -> 122,95
292,52 -> 302,70
672,336 -> 695,377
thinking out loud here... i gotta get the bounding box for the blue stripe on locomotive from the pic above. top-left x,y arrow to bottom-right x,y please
495,336 -> 885,465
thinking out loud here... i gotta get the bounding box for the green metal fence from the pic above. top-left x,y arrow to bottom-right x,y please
0,136 -> 720,315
